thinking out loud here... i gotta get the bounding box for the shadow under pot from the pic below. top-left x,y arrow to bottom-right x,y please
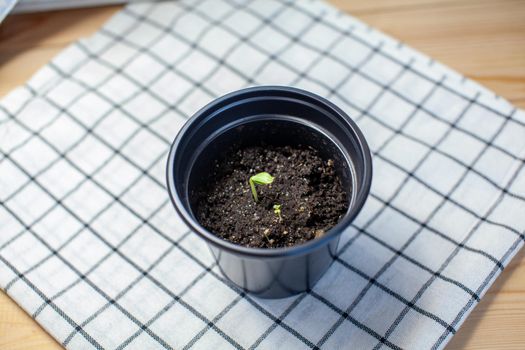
166,86 -> 372,298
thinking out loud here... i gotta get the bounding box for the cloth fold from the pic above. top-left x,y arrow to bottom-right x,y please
1,0 -> 524,349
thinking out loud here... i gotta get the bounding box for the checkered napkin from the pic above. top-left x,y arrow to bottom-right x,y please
1,0 -> 524,349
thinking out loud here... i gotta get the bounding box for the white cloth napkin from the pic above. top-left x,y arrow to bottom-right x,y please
1,0 -> 524,349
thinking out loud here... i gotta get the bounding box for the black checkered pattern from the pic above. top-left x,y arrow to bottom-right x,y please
1,0 -> 524,349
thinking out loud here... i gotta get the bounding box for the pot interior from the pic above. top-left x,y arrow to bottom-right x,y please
186,117 -> 355,220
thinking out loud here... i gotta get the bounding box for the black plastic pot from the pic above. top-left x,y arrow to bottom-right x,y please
166,86 -> 372,298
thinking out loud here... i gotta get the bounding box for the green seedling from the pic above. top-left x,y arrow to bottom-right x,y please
249,172 -> 274,202
273,204 -> 282,222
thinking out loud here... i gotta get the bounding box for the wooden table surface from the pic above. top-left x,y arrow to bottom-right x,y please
0,1 -> 524,349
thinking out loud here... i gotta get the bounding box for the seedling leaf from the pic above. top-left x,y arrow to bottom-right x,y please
249,172 -> 274,202
273,204 -> 282,221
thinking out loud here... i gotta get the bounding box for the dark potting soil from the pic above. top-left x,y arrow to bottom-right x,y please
195,145 -> 350,248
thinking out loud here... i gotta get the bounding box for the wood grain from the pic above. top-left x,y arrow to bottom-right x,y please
0,1 -> 524,349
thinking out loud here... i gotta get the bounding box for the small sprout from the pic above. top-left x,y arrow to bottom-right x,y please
273,204 -> 282,222
249,172 -> 274,202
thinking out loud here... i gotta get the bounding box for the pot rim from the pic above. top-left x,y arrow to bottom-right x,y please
166,85 -> 372,258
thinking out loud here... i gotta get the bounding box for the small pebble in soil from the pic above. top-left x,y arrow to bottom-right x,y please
195,145 -> 349,248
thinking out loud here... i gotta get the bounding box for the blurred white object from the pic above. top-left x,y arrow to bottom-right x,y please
12,0 -> 135,13
0,0 -> 18,22
0,0 -> 141,22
